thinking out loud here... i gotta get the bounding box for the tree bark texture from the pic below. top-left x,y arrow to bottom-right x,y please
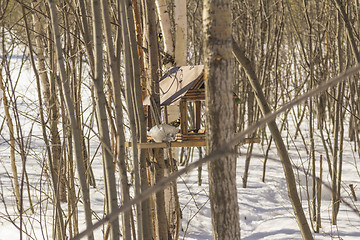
156,0 -> 174,58
174,0 -> 187,65
156,1 -> 181,236
23,7 -> 66,238
91,0 -> 120,239
31,3 -> 65,203
203,1 -> 241,239
145,1 -> 170,239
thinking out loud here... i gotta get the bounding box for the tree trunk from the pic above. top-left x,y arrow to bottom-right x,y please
156,0 -> 174,64
123,0 -> 155,239
145,1 -> 170,239
156,1 -> 182,237
31,2 -> 65,202
47,1 -> 94,239
203,1 -> 241,239
174,0 -> 187,66
303,0 -> 317,224
23,5 -> 65,239
332,10 -> 345,225
91,0 -> 120,238
102,0 -> 132,239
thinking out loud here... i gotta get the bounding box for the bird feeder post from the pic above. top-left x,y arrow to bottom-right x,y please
180,99 -> 188,135
194,100 -> 201,132
164,105 -> 169,123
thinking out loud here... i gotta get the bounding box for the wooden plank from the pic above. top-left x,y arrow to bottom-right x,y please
183,89 -> 205,100
183,96 -> 205,101
125,140 -> 206,148
190,72 -> 205,89
187,89 -> 205,94
180,100 -> 188,135
125,137 -> 260,149
182,135 -> 206,141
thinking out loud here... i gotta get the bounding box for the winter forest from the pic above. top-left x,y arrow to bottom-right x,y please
1,0 -> 360,239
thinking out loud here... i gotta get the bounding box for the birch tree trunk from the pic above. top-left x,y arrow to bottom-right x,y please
31,2 -> 65,202
156,2 -> 181,237
174,0 -> 187,66
22,5 -> 65,239
47,1 -> 94,239
203,1 -> 241,239
156,0 -> 174,62
91,0 -> 120,238
77,0 -> 97,188
78,0 -> 95,70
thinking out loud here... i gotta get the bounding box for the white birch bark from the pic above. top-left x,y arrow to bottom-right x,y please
174,0 -> 187,65
156,0 -> 174,57
158,3 -> 182,236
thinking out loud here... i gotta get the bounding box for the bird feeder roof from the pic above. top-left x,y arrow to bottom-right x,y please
143,65 -> 204,106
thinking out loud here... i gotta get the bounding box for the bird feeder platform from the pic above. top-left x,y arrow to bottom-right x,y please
125,140 -> 206,149
125,137 -> 260,149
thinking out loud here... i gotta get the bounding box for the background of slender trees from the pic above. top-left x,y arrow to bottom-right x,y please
1,0 -> 360,239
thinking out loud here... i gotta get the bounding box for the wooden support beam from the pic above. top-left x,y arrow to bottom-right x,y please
180,100 -> 188,135
125,137 -> 260,149
194,101 -> 201,131
183,89 -> 205,100
125,140 -> 206,148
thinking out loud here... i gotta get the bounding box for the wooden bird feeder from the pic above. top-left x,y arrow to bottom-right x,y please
141,65 -> 206,148
125,65 -> 259,149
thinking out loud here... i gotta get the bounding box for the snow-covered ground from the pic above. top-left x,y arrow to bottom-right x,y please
0,50 -> 359,240
179,138 -> 360,239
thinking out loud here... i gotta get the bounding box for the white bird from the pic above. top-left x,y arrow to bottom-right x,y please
147,124 -> 179,143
